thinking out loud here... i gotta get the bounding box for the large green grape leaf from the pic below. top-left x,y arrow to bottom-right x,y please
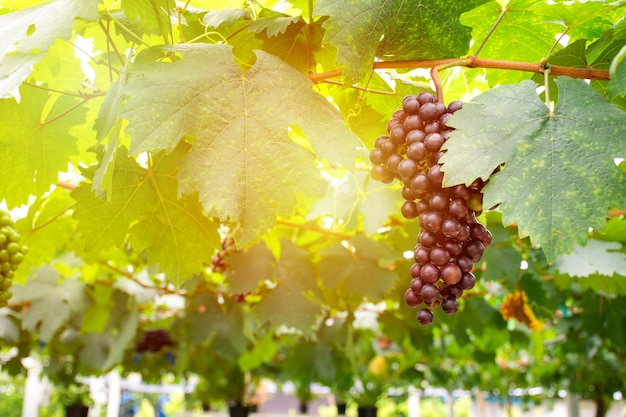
316,0 -> 487,84
102,300 -> 139,370
317,235 -> 399,308
120,43 -> 360,245
254,239 -> 322,333
224,241 -> 275,295
121,0 -> 171,41
461,0 -> 562,86
13,188 -> 77,283
0,0 -> 98,96
0,87 -> 86,208
530,1 -> 626,41
380,0 -> 489,61
553,240 -> 626,296
441,77 -> 626,262
11,268 -> 91,342
237,331 -> 279,372
185,293 -> 248,360
72,147 -> 220,286
480,224 -> 522,287
0,308 -> 20,344
255,16 -> 327,73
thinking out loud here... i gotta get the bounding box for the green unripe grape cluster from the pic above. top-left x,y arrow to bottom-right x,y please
0,210 -> 28,308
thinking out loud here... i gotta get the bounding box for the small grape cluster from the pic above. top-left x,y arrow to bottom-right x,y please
0,210 -> 27,308
211,236 -> 237,273
135,328 -> 174,353
369,92 -> 492,325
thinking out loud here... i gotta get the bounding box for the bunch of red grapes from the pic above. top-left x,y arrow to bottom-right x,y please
369,92 -> 492,325
135,328 -> 174,353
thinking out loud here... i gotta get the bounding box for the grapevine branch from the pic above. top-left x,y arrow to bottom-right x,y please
307,57 -> 610,83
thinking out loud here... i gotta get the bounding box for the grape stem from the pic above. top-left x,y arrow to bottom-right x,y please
474,6 -> 508,57
544,64 -> 552,111
275,219 -> 353,240
307,57 -> 610,83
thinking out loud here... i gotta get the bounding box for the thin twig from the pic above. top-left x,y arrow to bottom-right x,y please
544,64 -> 552,110
275,219 -> 353,240
42,98 -> 91,126
98,19 -> 125,74
320,79 -> 398,95
546,28 -> 570,61
22,82 -> 84,98
475,5 -> 508,57
307,57 -> 610,83
99,260 -> 181,295
30,203 -> 77,233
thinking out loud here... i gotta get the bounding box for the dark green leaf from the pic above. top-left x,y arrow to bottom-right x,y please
442,78 -> 626,262
317,235 -> 399,308
225,241 -> 275,294
254,240 -> 322,333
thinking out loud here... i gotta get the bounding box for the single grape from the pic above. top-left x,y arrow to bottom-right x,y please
458,272 -> 476,290
417,308 -> 434,325
410,263 -> 422,278
420,102 -> 445,121
369,148 -> 386,164
420,263 -> 440,284
387,118 -> 402,133
407,142 -> 428,161
443,239 -> 464,258
429,192 -> 449,212
401,201 -> 419,219
450,184 -> 471,201
465,239 -> 485,262
406,129 -> 425,144
439,112 -> 454,129
370,165 -> 390,182
424,133 -> 445,152
441,218 -> 462,239
392,109 -> 406,122
410,277 -> 424,293
447,100 -> 463,113
410,174 -> 430,196
389,125 -> 406,144
418,231 -> 438,248
381,139 -> 397,155
446,284 -> 464,299
420,211 -> 444,233
414,246 -> 430,265
420,283 -> 440,304
403,96 -> 420,114
404,115 -> 423,131
416,200 -> 430,214
404,288 -> 423,307
386,153 -> 403,173
427,164 -> 444,187
456,256 -> 473,273
417,92 -> 436,105
442,297 -> 459,314
402,186 -> 418,201
449,199 -> 468,218
440,263 -> 462,285
424,121 -> 440,134
429,247 -> 450,266
397,159 -> 419,180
